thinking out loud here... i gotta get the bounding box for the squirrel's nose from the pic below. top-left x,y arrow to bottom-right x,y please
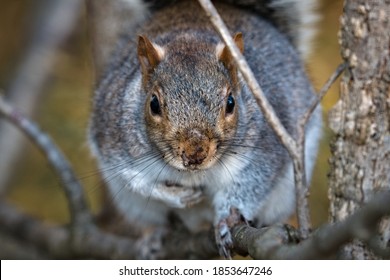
180,128 -> 210,168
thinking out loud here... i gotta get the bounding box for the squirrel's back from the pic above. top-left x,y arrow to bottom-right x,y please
139,0 -> 318,57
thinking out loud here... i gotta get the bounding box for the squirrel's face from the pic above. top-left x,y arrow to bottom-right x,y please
138,33 -> 244,171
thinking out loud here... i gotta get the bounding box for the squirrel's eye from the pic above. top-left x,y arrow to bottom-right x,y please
150,94 -> 161,115
225,94 -> 235,115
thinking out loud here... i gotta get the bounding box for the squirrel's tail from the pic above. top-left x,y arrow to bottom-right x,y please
259,0 -> 319,57
142,0 -> 319,58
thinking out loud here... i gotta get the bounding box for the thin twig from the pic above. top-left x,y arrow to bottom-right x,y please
0,95 -> 92,227
293,62 -> 347,238
292,152 -> 310,238
301,62 -> 347,128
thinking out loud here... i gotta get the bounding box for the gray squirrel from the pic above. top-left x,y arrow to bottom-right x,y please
89,0 -> 322,258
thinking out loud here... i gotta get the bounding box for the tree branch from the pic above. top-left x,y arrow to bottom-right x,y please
232,190 -> 390,259
0,95 -> 92,227
0,200 -> 218,259
301,62 -> 347,128
2,187 -> 389,259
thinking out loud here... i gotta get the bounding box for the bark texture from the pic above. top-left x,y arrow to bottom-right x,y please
328,0 -> 390,259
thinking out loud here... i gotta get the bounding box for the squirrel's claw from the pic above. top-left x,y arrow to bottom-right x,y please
215,207 -> 247,259
215,220 -> 233,259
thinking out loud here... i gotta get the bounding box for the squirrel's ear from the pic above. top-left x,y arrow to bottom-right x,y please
233,32 -> 244,54
216,32 -> 244,83
216,32 -> 244,64
137,35 -> 165,81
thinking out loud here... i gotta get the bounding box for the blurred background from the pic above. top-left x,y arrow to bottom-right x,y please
0,0 -> 342,228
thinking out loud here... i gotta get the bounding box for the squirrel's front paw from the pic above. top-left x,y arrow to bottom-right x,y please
157,183 -> 204,208
178,187 -> 204,207
215,208 -> 247,259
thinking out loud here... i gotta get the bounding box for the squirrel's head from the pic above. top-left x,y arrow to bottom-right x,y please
137,32 -> 244,171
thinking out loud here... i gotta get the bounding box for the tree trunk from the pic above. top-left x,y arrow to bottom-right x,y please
328,0 -> 390,259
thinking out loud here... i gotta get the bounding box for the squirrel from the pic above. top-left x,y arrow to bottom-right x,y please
89,0 -> 322,258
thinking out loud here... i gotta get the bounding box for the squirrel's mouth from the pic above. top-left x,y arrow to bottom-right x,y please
168,148 -> 218,171
170,158 -> 218,172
